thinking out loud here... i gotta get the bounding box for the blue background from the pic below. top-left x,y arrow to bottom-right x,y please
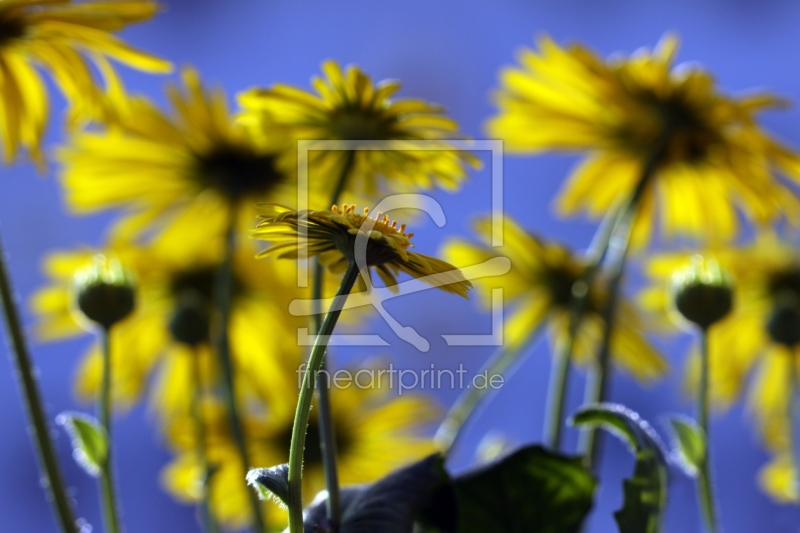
2,1 -> 800,531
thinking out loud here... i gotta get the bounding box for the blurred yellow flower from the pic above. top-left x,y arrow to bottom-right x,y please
30,239 -> 307,421
0,0 -> 170,164
238,60 -> 478,200
641,235 -> 800,449
161,365 -> 438,530
487,35 -> 800,247
58,67 -> 296,251
252,203 -> 473,298
443,215 -> 666,381
759,454 -> 798,504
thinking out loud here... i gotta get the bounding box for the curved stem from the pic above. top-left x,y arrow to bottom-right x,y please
579,143 -> 664,469
0,234 -> 77,532
214,216 -> 266,532
191,346 -> 218,533
312,149 -> 356,529
99,328 -> 122,533
436,325 -> 543,456
288,261 -> 359,533
696,327 -> 718,533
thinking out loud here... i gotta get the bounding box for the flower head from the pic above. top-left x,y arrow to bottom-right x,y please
442,215 -> 666,381
0,0 -> 171,163
238,60 -> 478,200
641,235 -> 800,452
31,240 -> 307,420
252,204 -> 472,298
488,35 -> 800,246
73,254 -> 135,329
161,364 -> 438,529
671,255 -> 733,330
58,68 -> 296,250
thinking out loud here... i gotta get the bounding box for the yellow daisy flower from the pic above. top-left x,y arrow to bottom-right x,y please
0,0 -> 171,163
58,67 -> 297,250
487,35 -> 800,246
252,203 -> 473,298
640,235 -> 800,448
442,215 -> 666,381
30,239 -> 307,421
161,364 -> 438,530
238,60 -> 478,200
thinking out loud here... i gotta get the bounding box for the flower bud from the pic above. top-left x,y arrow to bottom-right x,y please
672,255 -> 733,330
767,291 -> 800,348
169,291 -> 211,347
73,255 -> 135,330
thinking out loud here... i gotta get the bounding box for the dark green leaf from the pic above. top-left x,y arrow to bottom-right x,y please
668,416 -> 706,477
572,403 -> 667,533
246,463 -> 289,507
56,411 -> 107,478
304,454 -> 447,533
453,445 -> 596,533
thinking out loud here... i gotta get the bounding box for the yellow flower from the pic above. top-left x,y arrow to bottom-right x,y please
641,235 -> 800,449
487,35 -> 800,247
58,67 -> 297,251
0,0 -> 170,163
161,363 -> 438,530
238,60 -> 478,200
759,454 -> 798,504
30,239 -> 307,421
252,203 -> 473,298
442,215 -> 666,381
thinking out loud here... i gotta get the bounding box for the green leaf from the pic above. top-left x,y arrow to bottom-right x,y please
453,445 -> 596,533
571,403 -> 667,533
56,411 -> 108,478
246,464 -> 289,508
668,416 -> 706,477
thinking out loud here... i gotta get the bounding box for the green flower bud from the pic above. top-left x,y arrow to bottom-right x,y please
168,291 -> 211,347
73,255 -> 135,330
672,255 -> 733,330
767,291 -> 800,348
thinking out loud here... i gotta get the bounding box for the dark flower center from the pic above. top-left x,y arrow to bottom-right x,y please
329,109 -> 392,140
195,144 -> 284,201
170,266 -> 242,303
0,13 -> 26,47
545,265 -> 582,308
768,268 -> 800,299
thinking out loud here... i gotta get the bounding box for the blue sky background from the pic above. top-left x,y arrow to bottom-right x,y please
2,1 -> 800,531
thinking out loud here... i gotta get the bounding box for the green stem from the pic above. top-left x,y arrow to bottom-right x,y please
191,346 -> 218,533
543,334 -> 574,450
436,325 -> 544,456
579,144 -> 664,469
214,217 -> 266,533
697,327 -> 718,533
99,328 -> 122,533
288,261 -> 359,533
0,234 -> 77,532
312,149 -> 356,529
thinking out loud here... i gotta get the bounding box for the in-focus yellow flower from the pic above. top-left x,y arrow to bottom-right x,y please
252,204 -> 473,298
58,68 -> 297,251
641,235 -> 800,449
759,454 -> 798,504
161,365 -> 438,530
31,239 -> 307,421
0,0 -> 170,163
443,215 -> 666,381
238,60 -> 478,200
488,35 -> 800,247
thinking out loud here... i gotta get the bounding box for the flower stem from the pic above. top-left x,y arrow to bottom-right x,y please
191,346 -> 218,533
0,233 -> 77,533
579,144 -> 664,469
696,327 -> 718,533
435,325 -> 543,456
543,336 -> 573,450
288,261 -> 359,533
214,217 -> 266,533
99,328 -> 122,533
312,149 -> 356,528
